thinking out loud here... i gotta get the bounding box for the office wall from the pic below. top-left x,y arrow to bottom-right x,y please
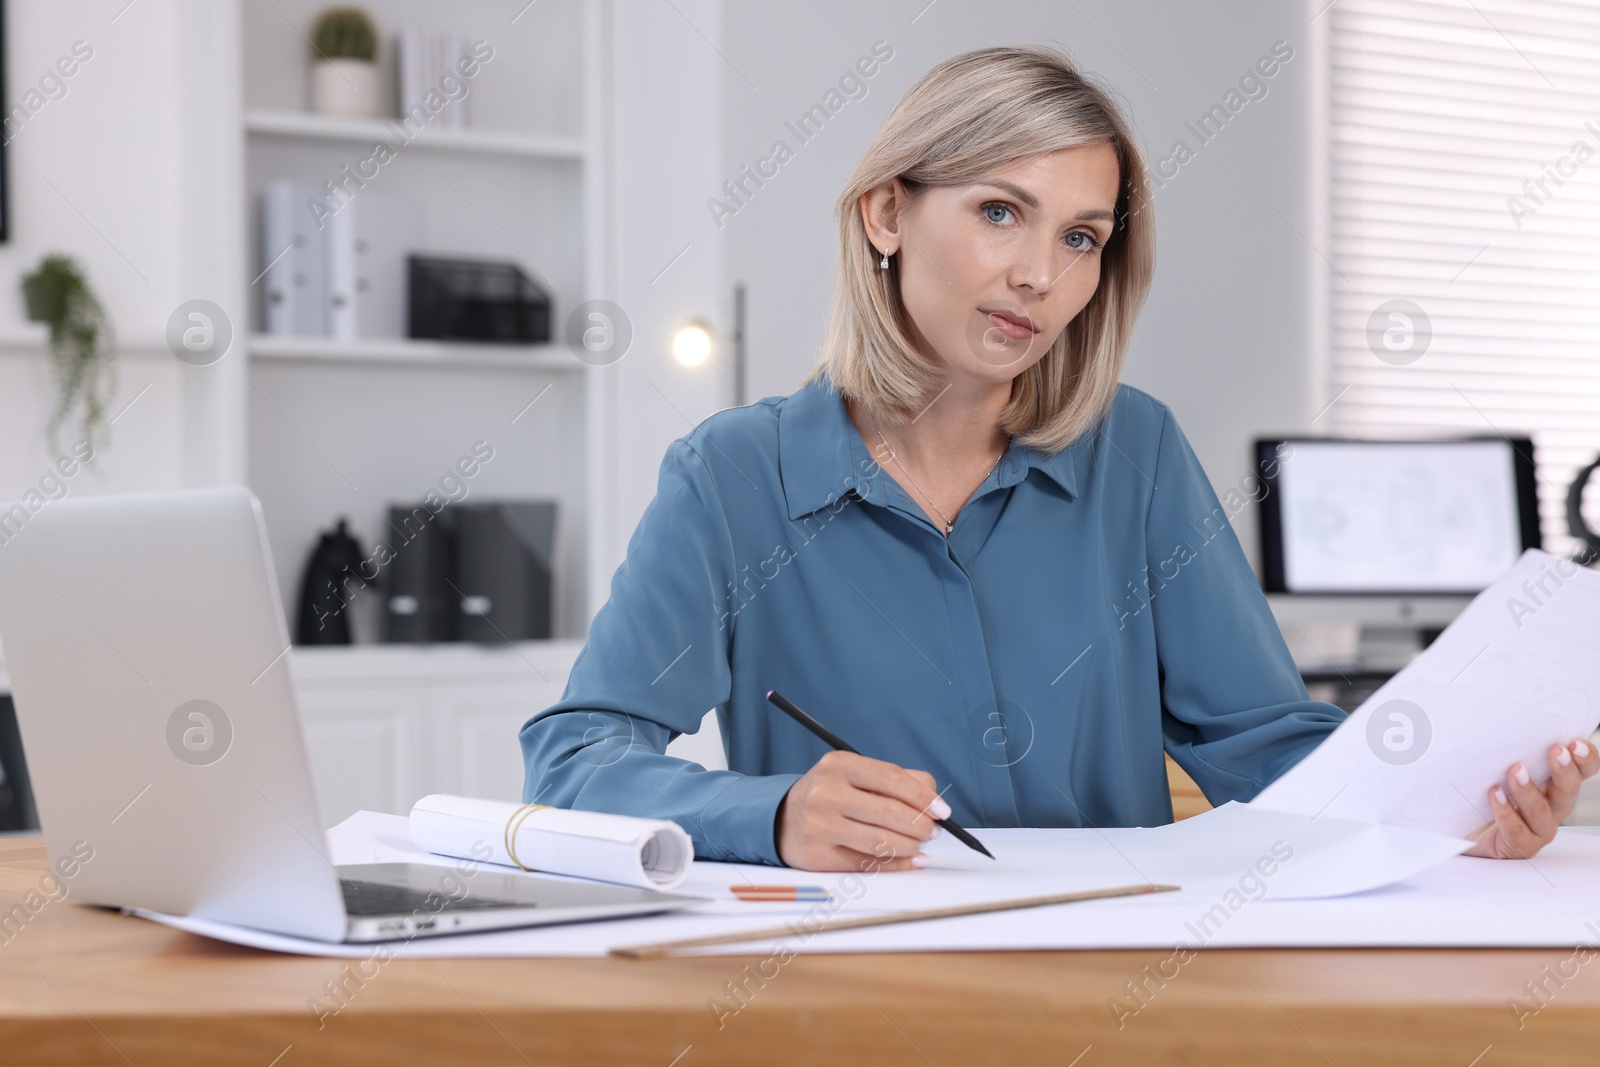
602,0 -> 731,569
0,0 -> 1322,582
0,0 -> 729,603
720,0 -> 1323,570
0,0 -> 245,503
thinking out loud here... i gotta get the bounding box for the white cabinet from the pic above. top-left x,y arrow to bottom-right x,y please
289,640 -> 728,827
429,682 -> 567,803
291,641 -> 579,825
298,686 -> 424,826
239,0 -> 614,641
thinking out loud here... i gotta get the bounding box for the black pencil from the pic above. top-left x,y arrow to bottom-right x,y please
765,689 -> 996,861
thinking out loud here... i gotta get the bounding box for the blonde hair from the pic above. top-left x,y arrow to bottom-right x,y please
805,45 -> 1156,452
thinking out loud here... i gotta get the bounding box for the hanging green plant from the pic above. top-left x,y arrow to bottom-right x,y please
21,252 -> 117,454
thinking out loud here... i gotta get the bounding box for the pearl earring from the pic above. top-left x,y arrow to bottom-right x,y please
879,248 -> 890,269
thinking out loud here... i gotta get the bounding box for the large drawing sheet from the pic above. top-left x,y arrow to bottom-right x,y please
1254,549 -> 1600,836
128,803 -> 1483,958
627,802 -> 1468,911
132,825 -> 1600,957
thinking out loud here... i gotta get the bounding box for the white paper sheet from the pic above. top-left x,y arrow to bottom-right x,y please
408,794 -> 694,891
648,802 -> 1471,911
1254,549 -> 1600,836
126,803 -> 1480,958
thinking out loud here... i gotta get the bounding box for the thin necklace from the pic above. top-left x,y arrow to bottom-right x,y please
873,422 -> 1006,535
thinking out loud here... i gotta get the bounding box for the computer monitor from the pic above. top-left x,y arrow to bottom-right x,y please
1256,436 -> 1541,596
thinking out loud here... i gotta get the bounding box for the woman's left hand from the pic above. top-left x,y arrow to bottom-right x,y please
1463,738 -> 1600,859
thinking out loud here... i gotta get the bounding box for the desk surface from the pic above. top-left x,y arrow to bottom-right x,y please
3,837 -> 1599,1066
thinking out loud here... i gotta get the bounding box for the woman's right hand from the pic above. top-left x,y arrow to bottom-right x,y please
774,749 -> 948,871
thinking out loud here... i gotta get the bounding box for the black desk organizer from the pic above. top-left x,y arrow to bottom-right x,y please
408,255 -> 552,344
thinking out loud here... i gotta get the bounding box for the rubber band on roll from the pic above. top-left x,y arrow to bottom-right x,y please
503,802 -> 551,871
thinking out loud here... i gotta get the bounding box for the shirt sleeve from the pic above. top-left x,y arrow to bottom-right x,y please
518,437 -> 801,866
1141,407 -> 1345,803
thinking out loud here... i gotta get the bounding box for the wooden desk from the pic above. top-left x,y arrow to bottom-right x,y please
4,838 -> 1598,1066
1166,755 -> 1212,822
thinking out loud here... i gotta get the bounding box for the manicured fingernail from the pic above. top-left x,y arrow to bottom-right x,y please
1514,764 -> 1531,786
1577,740 -> 1592,758
930,797 -> 952,820
1557,746 -> 1573,766
1492,786 -> 1508,805
930,824 -> 943,839
911,852 -> 929,868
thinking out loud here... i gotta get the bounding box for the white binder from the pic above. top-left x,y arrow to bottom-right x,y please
260,180 -> 328,336
326,191 -> 423,341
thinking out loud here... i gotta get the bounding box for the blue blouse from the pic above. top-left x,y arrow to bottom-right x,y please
519,373 -> 1345,865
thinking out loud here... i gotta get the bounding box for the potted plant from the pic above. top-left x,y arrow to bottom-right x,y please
21,252 -> 116,454
309,7 -> 381,119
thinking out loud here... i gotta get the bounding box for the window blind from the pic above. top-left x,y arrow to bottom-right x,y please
1326,0 -> 1600,558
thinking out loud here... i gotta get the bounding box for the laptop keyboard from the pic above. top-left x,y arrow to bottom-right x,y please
340,878 -> 531,917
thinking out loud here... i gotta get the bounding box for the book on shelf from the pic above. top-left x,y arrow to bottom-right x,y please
397,28 -> 470,131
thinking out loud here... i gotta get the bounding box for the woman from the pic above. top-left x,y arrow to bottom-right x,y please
520,45 -> 1596,872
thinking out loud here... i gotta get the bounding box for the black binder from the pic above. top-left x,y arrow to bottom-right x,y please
381,504 -> 457,643
455,502 -> 557,642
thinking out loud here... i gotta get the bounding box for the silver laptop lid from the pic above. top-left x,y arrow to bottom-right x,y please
0,487 -> 348,941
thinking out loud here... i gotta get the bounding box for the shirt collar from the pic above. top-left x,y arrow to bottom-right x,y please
777,373 -> 1080,522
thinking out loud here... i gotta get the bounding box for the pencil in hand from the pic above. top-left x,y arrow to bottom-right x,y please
765,689 -> 996,860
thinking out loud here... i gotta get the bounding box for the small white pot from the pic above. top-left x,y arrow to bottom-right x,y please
310,58 -> 382,119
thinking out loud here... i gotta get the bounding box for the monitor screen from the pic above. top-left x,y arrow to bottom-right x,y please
1255,437 -> 1541,595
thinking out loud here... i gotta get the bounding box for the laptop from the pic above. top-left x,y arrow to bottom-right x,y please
0,486 -> 704,942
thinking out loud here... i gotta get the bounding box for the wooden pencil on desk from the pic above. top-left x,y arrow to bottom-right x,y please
612,882 -> 1180,959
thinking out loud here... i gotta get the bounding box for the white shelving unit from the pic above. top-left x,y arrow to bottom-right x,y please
240,0 -> 609,645
244,108 -> 587,161
234,0 -> 619,815
249,334 -> 578,371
